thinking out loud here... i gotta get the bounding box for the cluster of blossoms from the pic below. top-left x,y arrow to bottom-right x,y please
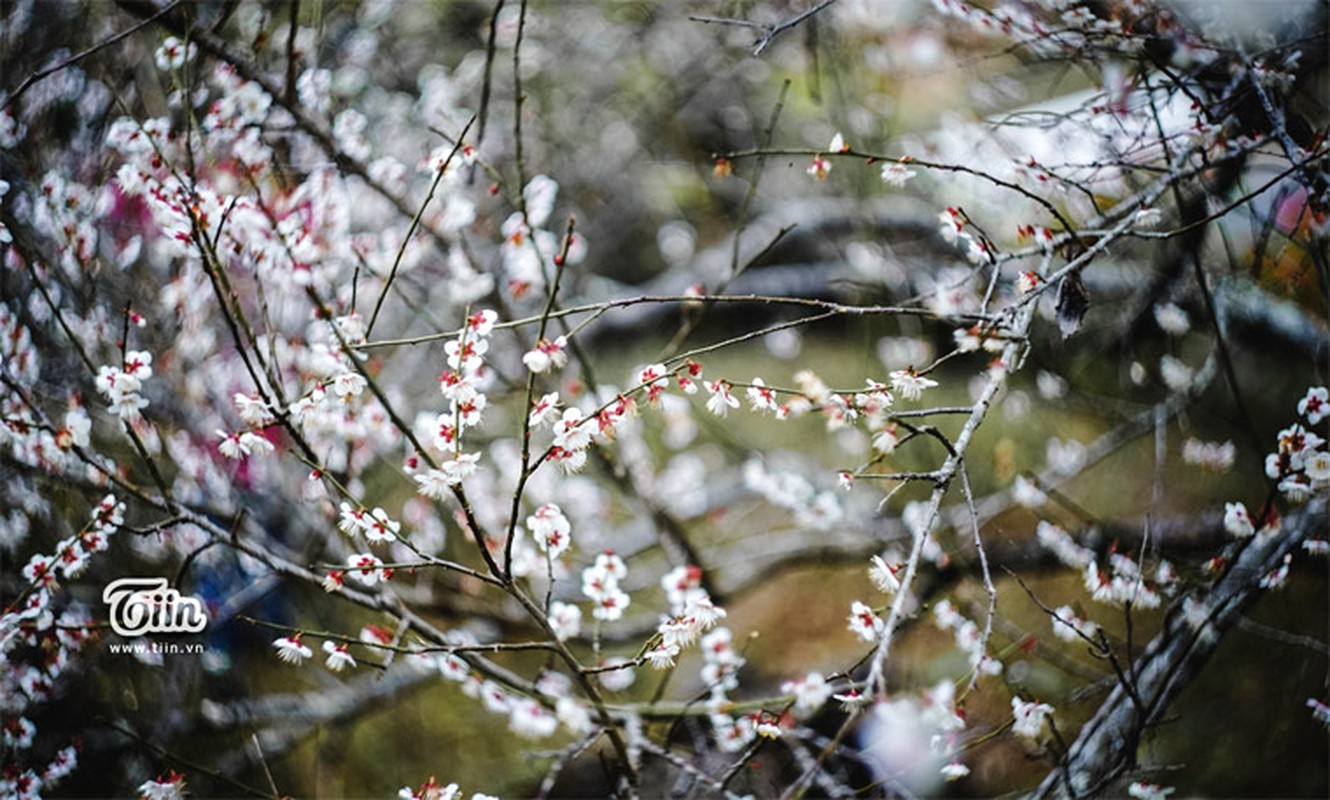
1218,387 -> 1330,582
1034,520 -> 1092,568
100,58 -> 413,486
1015,222 -> 1057,253
269,627 -> 358,673
527,503 -> 572,559
928,0 -> 1221,111
739,457 -> 840,531
1,496 -> 119,797
215,427 -> 275,460
845,553 -> 908,646
413,311 -> 498,498
1049,604 -> 1100,643
523,367 -> 659,478
700,627 -> 755,752
1032,519 -> 1170,609
136,770 -> 187,800
1083,551 -> 1167,609
933,600 -> 1003,677
498,175 -> 585,299
645,565 -> 727,669
398,777 -> 497,800
22,497 -> 118,592
581,551 -> 631,622
322,551 -> 394,592
427,636 -> 570,741
276,336 -> 397,474
546,402 -> 596,473
527,361 -> 692,476
985,2 -> 1300,139
94,349 -> 153,421
529,354 -> 937,519
1220,389 -> 1329,552
781,671 -> 833,720
27,165 -> 119,277
0,314 -> 97,484
338,503 -> 401,545
752,368 -> 915,435
287,615 -> 574,747
953,320 -> 1016,356
1010,696 -> 1055,739
319,499 -> 404,593
521,335 -> 568,375
857,679 -> 969,788
1264,387 -> 1330,502
936,206 -> 996,267
1181,437 -> 1235,473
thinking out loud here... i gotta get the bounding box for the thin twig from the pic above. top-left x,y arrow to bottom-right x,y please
365,114 -> 477,338
251,734 -> 281,799
3,0 -> 185,109
690,0 -> 840,56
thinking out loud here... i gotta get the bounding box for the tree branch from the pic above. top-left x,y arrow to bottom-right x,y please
1032,496 -> 1327,798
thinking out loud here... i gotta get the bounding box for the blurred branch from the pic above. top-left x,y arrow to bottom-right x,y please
365,114 -> 477,338
661,80 -> 791,359
476,0 -> 507,147
1235,616 -> 1330,658
1213,274 -> 1330,363
691,0 -> 839,56
207,667 -> 438,775
948,353 -> 1218,532
102,720 -> 271,798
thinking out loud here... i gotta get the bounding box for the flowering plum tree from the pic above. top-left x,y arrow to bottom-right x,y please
1,0 -> 1327,797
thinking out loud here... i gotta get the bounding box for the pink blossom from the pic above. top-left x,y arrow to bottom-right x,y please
890,369 -> 938,401
522,337 -> 568,374
322,641 -> 357,672
1010,696 -> 1053,738
881,161 -> 916,187
807,155 -> 831,180
848,600 -> 884,642
1299,386 -> 1329,424
869,555 -> 902,593
746,378 -> 778,412
704,380 -> 739,417
527,503 -> 572,558
273,635 -> 313,665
